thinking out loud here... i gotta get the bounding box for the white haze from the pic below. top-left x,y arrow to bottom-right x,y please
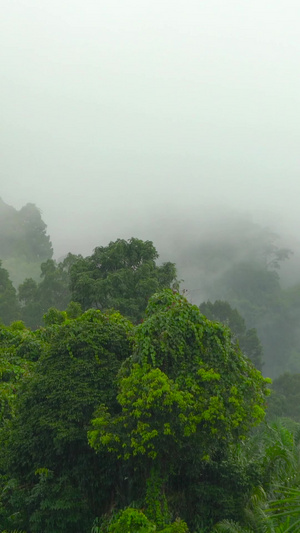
1,0 -> 300,260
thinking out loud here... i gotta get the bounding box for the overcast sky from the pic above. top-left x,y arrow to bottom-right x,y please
1,0 -> 300,257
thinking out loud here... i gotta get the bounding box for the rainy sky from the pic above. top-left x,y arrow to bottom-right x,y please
1,0 -> 300,257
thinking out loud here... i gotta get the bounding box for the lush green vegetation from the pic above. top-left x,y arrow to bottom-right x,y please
2,200 -> 300,379
2,200 -> 300,531
0,291 -> 271,532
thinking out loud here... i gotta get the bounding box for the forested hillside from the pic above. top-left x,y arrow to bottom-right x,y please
2,201 -> 300,531
1,202 -> 300,378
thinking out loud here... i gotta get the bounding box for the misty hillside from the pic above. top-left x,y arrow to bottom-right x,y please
1,199 -> 300,379
0,198 -> 53,286
3,2 -> 300,530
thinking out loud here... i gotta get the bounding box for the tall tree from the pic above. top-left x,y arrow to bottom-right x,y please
70,238 -> 177,322
5,309 -> 133,532
18,203 -> 53,262
89,290 -> 270,530
0,321 -> 44,530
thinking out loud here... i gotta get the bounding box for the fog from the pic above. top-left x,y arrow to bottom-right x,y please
1,0 -> 300,259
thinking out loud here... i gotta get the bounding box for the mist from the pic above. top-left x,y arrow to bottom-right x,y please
1,0 -> 300,261
3,4 -> 300,523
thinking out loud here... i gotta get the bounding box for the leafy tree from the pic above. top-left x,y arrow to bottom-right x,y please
5,310 -> 133,532
89,290 -> 270,530
0,322 -> 43,530
199,300 -> 263,370
69,238 -> 177,323
17,203 -> 53,262
94,507 -> 189,532
0,322 -> 38,428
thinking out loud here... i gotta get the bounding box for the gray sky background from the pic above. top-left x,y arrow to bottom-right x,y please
1,0 -> 300,257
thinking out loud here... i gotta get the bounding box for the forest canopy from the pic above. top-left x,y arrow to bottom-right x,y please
0,290 -> 271,532
1,201 -> 300,377
1,200 -> 300,530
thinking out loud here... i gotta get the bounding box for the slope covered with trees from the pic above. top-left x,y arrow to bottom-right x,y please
2,201 -> 300,530
0,291 -> 270,532
1,290 -> 300,532
14,238 -> 177,329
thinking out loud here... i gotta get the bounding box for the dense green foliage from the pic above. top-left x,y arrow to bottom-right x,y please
2,201 -> 300,531
0,285 -> 300,532
0,290 -> 272,533
93,508 -> 189,533
2,310 -> 132,532
2,201 -> 300,380
69,238 -> 177,323
2,200 -> 300,379
0,321 -> 38,427
90,291 -> 268,458
89,291 -> 269,530
9,238 -> 176,330
213,419 -> 300,532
